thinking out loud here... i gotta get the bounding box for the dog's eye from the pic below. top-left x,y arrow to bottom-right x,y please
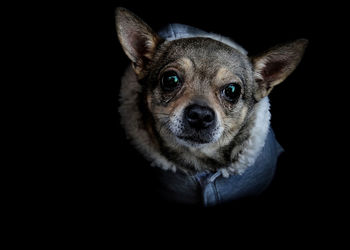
222,83 -> 241,103
161,71 -> 182,91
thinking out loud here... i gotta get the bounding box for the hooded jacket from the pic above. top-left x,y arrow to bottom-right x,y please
120,23 -> 284,206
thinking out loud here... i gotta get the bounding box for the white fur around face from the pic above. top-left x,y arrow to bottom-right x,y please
119,29 -> 271,177
222,97 -> 270,177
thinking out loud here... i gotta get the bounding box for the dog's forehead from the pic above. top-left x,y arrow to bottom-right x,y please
161,37 -> 250,74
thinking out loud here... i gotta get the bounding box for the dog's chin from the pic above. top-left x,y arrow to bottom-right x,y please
174,134 -> 219,148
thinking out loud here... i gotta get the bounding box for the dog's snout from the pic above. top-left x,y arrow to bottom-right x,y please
184,104 -> 215,129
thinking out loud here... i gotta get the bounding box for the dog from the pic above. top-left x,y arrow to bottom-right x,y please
115,8 -> 307,206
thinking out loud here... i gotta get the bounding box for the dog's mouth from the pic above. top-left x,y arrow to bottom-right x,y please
162,112 -> 223,147
174,126 -> 223,146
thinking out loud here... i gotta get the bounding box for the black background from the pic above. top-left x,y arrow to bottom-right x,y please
64,0 -> 348,229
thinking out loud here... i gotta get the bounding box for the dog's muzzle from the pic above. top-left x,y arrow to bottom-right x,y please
175,104 -> 219,145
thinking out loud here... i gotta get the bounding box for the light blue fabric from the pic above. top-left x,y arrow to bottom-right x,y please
159,23 -> 212,40
155,128 -> 283,206
158,23 -> 247,54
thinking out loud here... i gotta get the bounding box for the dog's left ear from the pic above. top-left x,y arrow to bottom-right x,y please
252,39 -> 308,101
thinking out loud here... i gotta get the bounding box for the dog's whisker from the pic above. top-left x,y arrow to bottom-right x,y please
158,119 -> 170,135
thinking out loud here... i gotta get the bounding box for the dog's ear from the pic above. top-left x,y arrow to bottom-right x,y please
116,8 -> 162,77
251,39 -> 308,101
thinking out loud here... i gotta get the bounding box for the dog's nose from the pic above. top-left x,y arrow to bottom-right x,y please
184,104 -> 215,129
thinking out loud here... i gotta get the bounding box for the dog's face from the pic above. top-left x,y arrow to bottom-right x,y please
146,38 -> 255,148
116,8 -> 307,149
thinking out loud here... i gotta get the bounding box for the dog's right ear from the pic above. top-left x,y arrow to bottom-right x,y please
116,8 -> 162,78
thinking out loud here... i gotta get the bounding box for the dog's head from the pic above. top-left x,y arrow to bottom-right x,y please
116,8 -> 307,149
